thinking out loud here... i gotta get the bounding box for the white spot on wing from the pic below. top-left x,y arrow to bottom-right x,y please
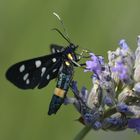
52,58 -> 56,63
52,69 -> 57,73
47,74 -> 50,80
23,73 -> 29,81
52,48 -> 55,53
41,67 -> 46,76
26,79 -> 30,84
35,60 -> 41,68
19,65 -> 25,72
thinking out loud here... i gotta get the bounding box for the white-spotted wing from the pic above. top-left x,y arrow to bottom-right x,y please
50,44 -> 64,54
6,53 -> 62,89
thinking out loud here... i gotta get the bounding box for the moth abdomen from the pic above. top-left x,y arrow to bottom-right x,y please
48,88 -> 66,115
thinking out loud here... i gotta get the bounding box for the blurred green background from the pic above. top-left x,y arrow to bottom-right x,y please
1,0 -> 140,140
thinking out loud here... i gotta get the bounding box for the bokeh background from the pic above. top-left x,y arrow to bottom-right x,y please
1,0 -> 140,140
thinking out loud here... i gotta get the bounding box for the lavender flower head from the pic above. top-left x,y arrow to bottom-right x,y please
65,36 -> 140,135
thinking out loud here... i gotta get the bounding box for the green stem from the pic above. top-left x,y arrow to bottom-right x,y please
74,126 -> 91,140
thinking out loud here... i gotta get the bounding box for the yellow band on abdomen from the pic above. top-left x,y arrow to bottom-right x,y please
54,87 -> 65,98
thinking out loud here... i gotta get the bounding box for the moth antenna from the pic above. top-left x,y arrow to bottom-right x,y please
53,12 -> 71,43
52,28 -> 71,44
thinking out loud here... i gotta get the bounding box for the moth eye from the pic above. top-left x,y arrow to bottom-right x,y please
35,60 -> 42,68
19,65 -> 25,72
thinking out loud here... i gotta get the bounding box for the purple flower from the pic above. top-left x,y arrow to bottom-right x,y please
104,96 -> 114,106
128,118 -> 140,133
119,39 -> 129,50
98,56 -> 104,65
80,86 -> 88,102
81,86 -> 87,96
85,53 -> 102,74
92,121 -> 102,130
106,118 -> 118,125
83,113 -> 94,124
111,61 -> 128,80
117,103 -> 131,113
102,117 -> 127,130
82,111 -> 101,126
68,36 -> 140,136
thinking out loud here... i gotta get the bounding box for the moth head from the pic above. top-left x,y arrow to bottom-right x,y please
66,44 -> 78,62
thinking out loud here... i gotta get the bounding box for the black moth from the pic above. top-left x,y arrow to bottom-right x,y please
6,13 -> 89,115
6,43 -> 82,115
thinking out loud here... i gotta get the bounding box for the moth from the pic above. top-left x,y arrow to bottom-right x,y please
5,13 -> 89,115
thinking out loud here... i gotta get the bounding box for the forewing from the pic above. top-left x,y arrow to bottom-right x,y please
38,58 -> 62,89
6,53 -> 62,89
50,44 -> 65,54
